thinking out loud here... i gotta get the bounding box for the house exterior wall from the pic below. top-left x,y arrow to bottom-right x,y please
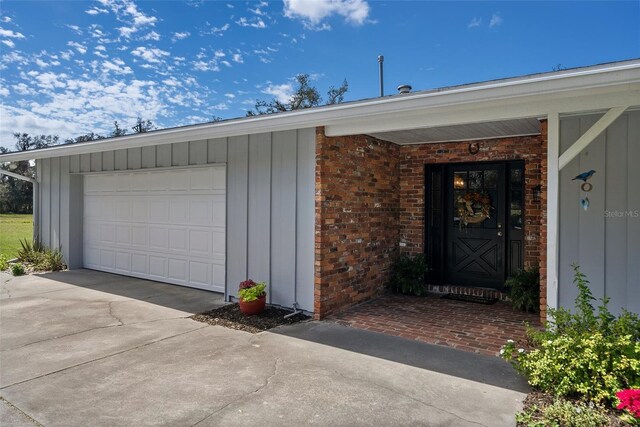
558,111 -> 640,315
314,128 -> 400,318
35,129 -> 316,312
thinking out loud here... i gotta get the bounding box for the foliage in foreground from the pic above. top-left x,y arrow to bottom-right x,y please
516,397 -> 610,427
11,263 -> 25,276
17,238 -> 66,272
387,254 -> 429,296
617,389 -> 640,425
0,254 -> 8,271
238,279 -> 267,302
502,265 -> 640,407
505,266 -> 540,313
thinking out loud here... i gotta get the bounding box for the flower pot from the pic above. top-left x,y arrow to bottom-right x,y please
239,294 -> 266,315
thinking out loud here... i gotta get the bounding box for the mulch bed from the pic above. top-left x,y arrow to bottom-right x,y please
191,303 -> 310,333
519,392 -> 631,427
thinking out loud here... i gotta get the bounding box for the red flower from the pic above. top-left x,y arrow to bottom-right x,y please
617,389 -> 640,418
239,279 -> 256,290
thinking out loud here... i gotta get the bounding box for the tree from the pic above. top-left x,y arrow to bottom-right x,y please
132,117 -> 155,133
246,74 -> 348,116
65,132 -> 105,144
0,133 -> 59,214
111,121 -> 128,137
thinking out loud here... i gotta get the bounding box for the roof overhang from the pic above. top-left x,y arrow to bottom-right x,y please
1,59 -> 639,162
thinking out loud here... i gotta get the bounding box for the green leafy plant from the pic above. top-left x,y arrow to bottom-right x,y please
0,254 -> 8,271
387,254 -> 429,296
502,264 -> 640,406
504,267 -> 540,313
238,280 -> 267,302
16,238 -> 65,272
516,398 -> 609,427
11,263 -> 25,276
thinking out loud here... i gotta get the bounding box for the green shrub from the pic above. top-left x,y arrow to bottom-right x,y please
502,265 -> 640,406
504,267 -> 540,313
0,254 -> 8,271
516,398 -> 609,427
11,263 -> 26,276
238,282 -> 266,302
387,254 -> 429,296
16,238 -> 66,272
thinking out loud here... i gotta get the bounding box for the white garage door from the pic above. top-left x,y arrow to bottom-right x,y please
83,166 -> 226,292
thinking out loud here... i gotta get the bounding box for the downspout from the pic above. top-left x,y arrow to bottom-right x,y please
0,167 -> 39,239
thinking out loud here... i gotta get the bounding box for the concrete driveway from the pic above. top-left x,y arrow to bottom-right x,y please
1,270 -> 528,426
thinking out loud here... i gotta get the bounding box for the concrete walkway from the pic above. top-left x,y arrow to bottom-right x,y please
1,270 -> 528,426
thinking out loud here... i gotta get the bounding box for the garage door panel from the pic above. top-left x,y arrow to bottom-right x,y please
84,166 -> 225,292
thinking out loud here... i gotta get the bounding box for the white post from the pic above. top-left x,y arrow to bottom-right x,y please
546,112 -> 560,314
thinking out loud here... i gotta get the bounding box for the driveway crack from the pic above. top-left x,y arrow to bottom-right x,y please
0,396 -> 44,426
190,357 -> 281,426
108,301 -> 125,326
335,370 -> 490,427
0,325 -> 209,390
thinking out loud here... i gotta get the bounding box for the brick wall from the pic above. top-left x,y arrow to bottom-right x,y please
314,127 -> 399,318
398,134 -> 545,269
314,125 -> 548,321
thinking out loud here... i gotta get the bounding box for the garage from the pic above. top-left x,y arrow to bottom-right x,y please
83,165 -> 226,292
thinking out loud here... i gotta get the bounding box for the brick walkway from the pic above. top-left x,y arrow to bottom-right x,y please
331,293 -> 540,357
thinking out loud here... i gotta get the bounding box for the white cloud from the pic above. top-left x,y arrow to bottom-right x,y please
468,17 -> 481,28
102,59 -> 133,74
202,22 -> 230,36
99,0 -> 158,38
263,82 -> 293,104
66,25 -> 83,35
0,86 -> 9,97
85,7 -> 109,15
221,60 -> 231,67
236,17 -> 267,29
35,58 -> 50,68
232,53 -> 243,63
12,82 -> 35,95
171,31 -> 190,42
141,30 -> 160,41
131,46 -> 169,63
214,49 -> 225,58
192,59 -> 220,72
67,41 -> 88,54
489,13 -> 503,28
283,0 -> 370,28
0,28 -> 25,39
1,17 -> 12,23
1,39 -> 15,48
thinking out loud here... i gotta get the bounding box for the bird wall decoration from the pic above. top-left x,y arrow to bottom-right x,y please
573,170 -> 596,182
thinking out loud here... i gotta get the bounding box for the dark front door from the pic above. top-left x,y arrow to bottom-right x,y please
446,163 -> 506,288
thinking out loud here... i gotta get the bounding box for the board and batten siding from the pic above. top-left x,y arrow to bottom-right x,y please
559,111 -> 640,315
35,128 -> 316,312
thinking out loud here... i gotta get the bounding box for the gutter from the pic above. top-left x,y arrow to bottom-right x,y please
1,60 -> 639,163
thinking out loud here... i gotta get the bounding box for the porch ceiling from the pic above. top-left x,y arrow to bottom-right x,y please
367,117 -> 541,144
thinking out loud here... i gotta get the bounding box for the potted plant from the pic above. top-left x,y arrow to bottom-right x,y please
238,279 -> 267,315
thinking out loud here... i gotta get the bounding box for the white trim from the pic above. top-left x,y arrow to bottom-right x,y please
558,106 -> 628,170
546,112 -> 560,315
72,162 -> 227,176
1,60 -> 639,162
0,169 -> 37,183
373,132 -> 541,145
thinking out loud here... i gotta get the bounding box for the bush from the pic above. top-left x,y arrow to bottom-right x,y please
16,238 -> 66,272
502,265 -> 640,406
11,263 -> 25,276
387,254 -> 429,296
516,398 -> 609,427
504,267 -> 540,313
238,280 -> 267,302
0,254 -> 8,271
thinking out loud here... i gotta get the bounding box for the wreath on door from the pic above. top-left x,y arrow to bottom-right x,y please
456,192 -> 492,230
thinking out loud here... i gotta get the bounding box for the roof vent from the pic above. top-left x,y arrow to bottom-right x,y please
397,84 -> 412,94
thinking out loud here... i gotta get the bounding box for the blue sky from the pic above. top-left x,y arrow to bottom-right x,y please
0,0 -> 638,149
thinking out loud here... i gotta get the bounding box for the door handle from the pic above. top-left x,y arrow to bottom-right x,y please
497,231 -> 503,237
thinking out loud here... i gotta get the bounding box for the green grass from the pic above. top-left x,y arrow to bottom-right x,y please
0,214 -> 33,258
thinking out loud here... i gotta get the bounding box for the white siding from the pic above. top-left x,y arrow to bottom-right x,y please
559,111 -> 640,314
36,130 -> 316,312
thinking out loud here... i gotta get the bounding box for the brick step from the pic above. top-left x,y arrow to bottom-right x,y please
425,284 -> 509,301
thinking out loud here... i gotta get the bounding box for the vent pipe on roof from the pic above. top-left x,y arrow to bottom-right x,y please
397,84 -> 412,94
378,55 -> 384,97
